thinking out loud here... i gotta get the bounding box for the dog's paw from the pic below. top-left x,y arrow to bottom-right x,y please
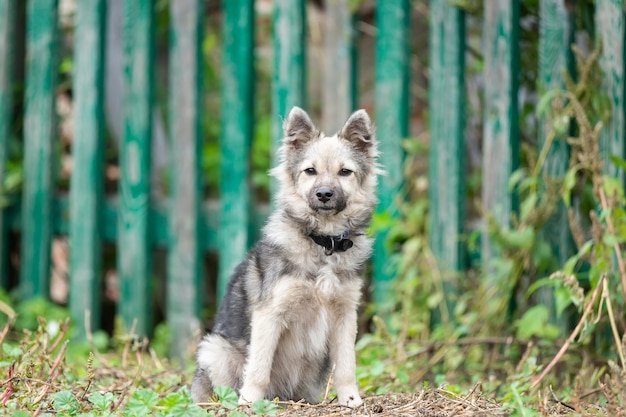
337,387 -> 363,408
238,385 -> 264,405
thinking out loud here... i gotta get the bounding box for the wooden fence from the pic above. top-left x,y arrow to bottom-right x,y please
1,0 -> 625,356
0,0 -> 409,357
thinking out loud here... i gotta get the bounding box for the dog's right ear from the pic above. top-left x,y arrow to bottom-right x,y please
282,107 -> 317,148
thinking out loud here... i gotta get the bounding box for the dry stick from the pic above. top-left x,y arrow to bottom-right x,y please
85,309 -> 109,366
407,336 -> 525,359
1,362 -> 15,406
548,384 -> 575,411
602,277 -> 626,369
531,274 -> 605,389
32,339 -> 70,405
322,364 -> 336,404
597,186 -> 626,306
48,317 -> 70,353
0,316 -> 15,346
111,381 -> 132,412
122,319 -> 138,368
148,347 -> 164,371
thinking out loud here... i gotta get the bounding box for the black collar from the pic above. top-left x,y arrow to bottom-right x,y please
309,231 -> 354,256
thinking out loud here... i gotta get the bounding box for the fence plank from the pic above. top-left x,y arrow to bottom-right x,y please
481,1 -> 520,269
167,0 -> 203,359
596,0 -> 626,182
321,0 -> 354,133
428,0 -> 465,313
0,0 -> 15,288
119,0 -> 154,336
538,0 -> 574,325
21,0 -> 58,299
69,0 -> 106,338
372,0 -> 410,308
217,0 -> 254,302
272,0 -> 306,168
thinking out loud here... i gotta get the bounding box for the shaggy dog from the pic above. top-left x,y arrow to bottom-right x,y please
191,107 -> 380,408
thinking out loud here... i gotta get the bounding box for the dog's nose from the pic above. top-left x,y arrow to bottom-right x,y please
316,187 -> 334,203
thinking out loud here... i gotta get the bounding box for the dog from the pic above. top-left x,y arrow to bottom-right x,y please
190,106 -> 380,408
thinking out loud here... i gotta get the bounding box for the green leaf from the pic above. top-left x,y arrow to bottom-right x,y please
251,399 -> 279,415
609,154 -> 626,171
553,114 -> 570,136
396,368 -> 409,385
499,227 -> 535,250
536,89 -> 560,117
562,168 -> 578,207
603,175 -> 625,203
2,343 -> 23,358
508,168 -> 527,191
228,412 -> 248,417
520,193 -> 538,223
563,240 -> 593,275
369,360 -> 385,377
124,389 -> 159,417
602,234 -> 618,247
214,386 -> 239,410
531,240 -> 554,271
89,392 -> 116,412
554,285 -> 574,318
516,306 -> 560,341
526,277 -> 556,298
53,390 -> 80,416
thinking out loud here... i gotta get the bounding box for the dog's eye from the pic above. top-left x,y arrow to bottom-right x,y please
339,168 -> 353,176
304,167 -> 317,175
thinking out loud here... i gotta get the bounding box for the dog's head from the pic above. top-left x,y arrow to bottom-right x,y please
271,107 -> 381,233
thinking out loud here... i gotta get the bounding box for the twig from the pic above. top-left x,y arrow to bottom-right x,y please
531,274 -> 605,389
85,309 -> 109,366
602,277 -> 626,369
111,381 -> 132,412
1,362 -> 15,405
407,336 -> 524,358
548,385 -> 575,411
0,299 -> 16,320
48,317 -> 70,353
122,319 -> 138,368
149,347 -> 164,371
0,316 -> 15,346
597,186 -> 626,304
322,364 -> 335,404
32,339 -> 69,405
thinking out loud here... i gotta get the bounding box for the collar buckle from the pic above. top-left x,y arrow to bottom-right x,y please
310,231 -> 354,256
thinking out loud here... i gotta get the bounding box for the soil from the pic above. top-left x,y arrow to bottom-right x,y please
200,389 -> 510,416
199,388 -> 607,416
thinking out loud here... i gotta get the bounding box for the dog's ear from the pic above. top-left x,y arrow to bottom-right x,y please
338,110 -> 375,153
283,107 -> 317,148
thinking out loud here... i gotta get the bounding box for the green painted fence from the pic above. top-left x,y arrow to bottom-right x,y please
1,0 -> 626,359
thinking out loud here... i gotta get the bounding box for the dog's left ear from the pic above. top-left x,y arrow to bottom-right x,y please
338,110 -> 375,153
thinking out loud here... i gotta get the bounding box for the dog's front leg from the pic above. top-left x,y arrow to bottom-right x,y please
330,304 -> 363,408
239,308 -> 282,405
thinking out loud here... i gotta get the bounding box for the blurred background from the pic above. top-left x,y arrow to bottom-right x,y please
2,0 -> 626,410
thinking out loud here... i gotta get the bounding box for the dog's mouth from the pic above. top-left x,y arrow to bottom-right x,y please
311,202 -> 346,214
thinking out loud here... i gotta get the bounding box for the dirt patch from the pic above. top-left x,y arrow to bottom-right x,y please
200,389 -> 510,416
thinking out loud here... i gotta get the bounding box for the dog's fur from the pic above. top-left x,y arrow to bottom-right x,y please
190,107 -> 380,408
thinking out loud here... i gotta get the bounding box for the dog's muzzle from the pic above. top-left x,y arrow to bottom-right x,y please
309,186 -> 346,213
